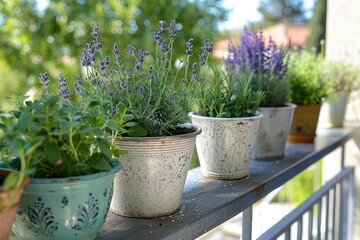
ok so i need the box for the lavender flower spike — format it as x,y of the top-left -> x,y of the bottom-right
91,23 -> 100,38
57,74 -> 71,100
168,20 -> 177,39
80,49 -> 92,67
39,72 -> 50,89
74,74 -> 84,96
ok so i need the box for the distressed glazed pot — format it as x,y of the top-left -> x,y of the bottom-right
189,112 -> 262,180
253,104 -> 296,161
288,104 -> 321,143
111,123 -> 201,218
13,161 -> 121,240
318,92 -> 350,128
0,169 -> 30,240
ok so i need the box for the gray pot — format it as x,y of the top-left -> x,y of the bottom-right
318,92 -> 350,128
253,104 -> 296,161
189,112 -> 262,180
111,124 -> 201,218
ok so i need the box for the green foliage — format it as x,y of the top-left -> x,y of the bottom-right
288,50 -> 330,105
306,0 -> 327,52
0,0 -> 227,93
0,91 -> 129,179
256,0 -> 307,28
195,66 -> 264,118
322,61 -> 359,94
78,21 -> 211,137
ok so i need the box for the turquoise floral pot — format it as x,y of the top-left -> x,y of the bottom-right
13,161 -> 121,240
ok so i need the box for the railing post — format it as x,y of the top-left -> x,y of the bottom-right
347,170 -> 355,240
341,143 -> 345,168
242,206 -> 253,240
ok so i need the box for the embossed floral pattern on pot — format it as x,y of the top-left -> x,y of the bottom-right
253,104 -> 296,161
13,161 -> 121,240
111,124 -> 201,218
190,112 -> 262,180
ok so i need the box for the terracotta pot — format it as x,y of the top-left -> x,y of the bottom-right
0,169 -> 30,240
111,124 -> 201,218
288,104 -> 322,143
253,104 -> 296,161
189,112 -> 262,180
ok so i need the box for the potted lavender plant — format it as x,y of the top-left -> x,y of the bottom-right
0,74 -> 128,239
226,29 -> 295,161
76,21 -> 206,218
189,66 -> 264,179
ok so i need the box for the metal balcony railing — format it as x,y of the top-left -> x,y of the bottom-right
100,127 -> 359,240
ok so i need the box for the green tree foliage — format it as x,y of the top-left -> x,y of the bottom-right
256,0 -> 307,28
0,0 -> 228,92
306,0 -> 326,52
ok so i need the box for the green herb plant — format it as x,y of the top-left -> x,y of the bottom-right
288,50 -> 330,105
196,66 -> 265,118
0,74 -> 131,184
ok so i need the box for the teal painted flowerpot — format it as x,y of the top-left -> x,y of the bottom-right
13,161 -> 121,240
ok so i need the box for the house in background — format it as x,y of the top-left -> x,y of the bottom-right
214,23 -> 311,59
260,23 -> 311,47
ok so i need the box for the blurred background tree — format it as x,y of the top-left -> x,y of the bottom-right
255,0 -> 307,28
0,0 -> 228,108
306,0 -> 326,53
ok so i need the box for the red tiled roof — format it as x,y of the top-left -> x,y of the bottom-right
260,23 -> 311,46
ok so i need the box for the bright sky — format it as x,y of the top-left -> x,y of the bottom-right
219,0 -> 315,30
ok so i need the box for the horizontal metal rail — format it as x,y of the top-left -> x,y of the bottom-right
257,167 -> 355,240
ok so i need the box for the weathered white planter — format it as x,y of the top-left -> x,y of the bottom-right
253,104 -> 296,161
189,112 -> 262,180
318,92 -> 350,128
111,124 -> 201,218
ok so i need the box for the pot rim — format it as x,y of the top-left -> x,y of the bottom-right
259,103 -> 297,111
189,111 -> 263,121
27,160 -> 121,184
119,123 -> 202,142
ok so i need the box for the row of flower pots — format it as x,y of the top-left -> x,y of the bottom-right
0,20 -> 357,239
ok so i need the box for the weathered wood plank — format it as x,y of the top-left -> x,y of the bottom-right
100,127 -> 358,240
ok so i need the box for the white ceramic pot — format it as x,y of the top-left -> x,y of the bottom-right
253,104 -> 296,161
318,92 -> 350,128
189,112 -> 262,180
111,124 -> 201,218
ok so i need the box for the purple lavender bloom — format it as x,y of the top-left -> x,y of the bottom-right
225,28 -> 288,77
191,63 -> 198,81
91,23 -> 100,38
39,72 -> 50,89
57,74 -> 71,100
126,45 -> 135,57
137,84 -> 145,94
74,74 -> 84,95
199,53 -> 206,66
80,49 -> 92,67
159,39 -> 169,53
153,28 -> 162,42
186,38 -> 193,48
168,20 -> 177,39
108,90 -> 115,97
186,49 -> 193,56
201,36 -> 214,54
124,67 -> 131,76
99,61 -> 106,71
159,20 -> 167,31
111,107 -> 118,115
87,40 -> 98,54
113,43 -> 119,56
